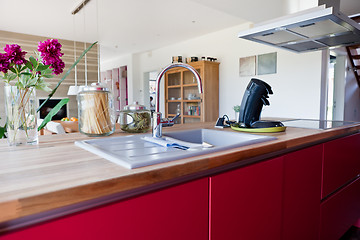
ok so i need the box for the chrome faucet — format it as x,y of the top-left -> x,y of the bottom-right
152,63 -> 203,138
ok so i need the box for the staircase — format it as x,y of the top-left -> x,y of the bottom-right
346,16 -> 360,87
346,44 -> 360,88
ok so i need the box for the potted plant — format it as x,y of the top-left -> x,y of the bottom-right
233,105 -> 241,121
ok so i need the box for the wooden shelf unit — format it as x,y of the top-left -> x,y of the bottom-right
165,60 -> 219,124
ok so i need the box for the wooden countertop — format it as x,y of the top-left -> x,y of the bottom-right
0,121 -> 360,231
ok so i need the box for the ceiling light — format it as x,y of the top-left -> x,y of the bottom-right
67,85 -> 80,95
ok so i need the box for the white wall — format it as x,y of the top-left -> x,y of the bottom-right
332,55 -> 346,121
125,23 -> 323,120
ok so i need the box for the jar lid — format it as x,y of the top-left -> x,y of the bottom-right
124,101 -> 147,110
80,82 -> 109,92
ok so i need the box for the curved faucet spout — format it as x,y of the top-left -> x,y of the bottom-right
153,63 -> 203,138
155,63 -> 202,112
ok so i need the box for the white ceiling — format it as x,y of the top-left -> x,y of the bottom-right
0,0 -> 358,61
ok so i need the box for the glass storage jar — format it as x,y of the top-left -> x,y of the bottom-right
77,83 -> 115,136
119,102 -> 151,133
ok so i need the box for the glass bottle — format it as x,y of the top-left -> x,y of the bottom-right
118,102 -> 151,133
77,83 -> 115,136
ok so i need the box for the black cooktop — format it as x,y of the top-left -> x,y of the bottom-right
281,119 -> 359,130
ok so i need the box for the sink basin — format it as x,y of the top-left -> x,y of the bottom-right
75,129 -> 276,169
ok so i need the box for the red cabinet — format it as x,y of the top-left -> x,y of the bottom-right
322,133 -> 360,198
210,145 -> 324,240
320,132 -> 360,239
2,133 -> 360,240
1,178 -> 209,240
210,157 -> 284,240
282,145 -> 322,240
320,177 -> 360,240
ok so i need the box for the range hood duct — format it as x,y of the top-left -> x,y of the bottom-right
238,0 -> 360,52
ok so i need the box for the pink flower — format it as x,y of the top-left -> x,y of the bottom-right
38,39 -> 65,75
4,44 -> 27,65
0,53 -> 10,73
50,59 -> 65,75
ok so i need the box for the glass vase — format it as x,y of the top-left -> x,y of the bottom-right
4,85 -> 38,146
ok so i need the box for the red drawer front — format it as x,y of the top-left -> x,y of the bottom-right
322,133 -> 360,198
0,178 -> 209,240
320,177 -> 360,240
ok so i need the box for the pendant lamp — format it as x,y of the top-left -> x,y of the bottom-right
68,0 -> 98,94
67,41 -> 80,95
74,6 -> 89,94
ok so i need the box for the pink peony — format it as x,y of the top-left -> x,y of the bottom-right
0,53 -> 10,73
38,39 -> 65,75
4,44 -> 27,65
49,58 -> 65,75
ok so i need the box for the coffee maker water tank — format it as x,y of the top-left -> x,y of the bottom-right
238,78 -> 273,127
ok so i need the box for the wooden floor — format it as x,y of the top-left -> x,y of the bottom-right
340,226 -> 360,240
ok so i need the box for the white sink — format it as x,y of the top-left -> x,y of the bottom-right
75,129 -> 276,169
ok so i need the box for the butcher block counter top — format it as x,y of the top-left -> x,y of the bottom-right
0,121 -> 360,232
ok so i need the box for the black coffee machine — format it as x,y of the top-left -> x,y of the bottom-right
238,78 -> 283,128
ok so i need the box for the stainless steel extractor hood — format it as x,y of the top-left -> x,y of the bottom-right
238,1 -> 360,52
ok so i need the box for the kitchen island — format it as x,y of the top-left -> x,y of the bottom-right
0,121 -> 359,240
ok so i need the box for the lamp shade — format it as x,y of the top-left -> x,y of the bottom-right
67,85 -> 80,95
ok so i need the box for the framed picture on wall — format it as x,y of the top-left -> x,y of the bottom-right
257,52 -> 277,75
239,56 -> 256,76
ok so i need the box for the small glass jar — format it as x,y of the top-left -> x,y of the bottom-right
77,83 -> 115,136
118,102 -> 151,133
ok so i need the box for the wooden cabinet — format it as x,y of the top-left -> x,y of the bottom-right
1,178 -> 209,240
165,61 -> 219,124
282,145 -> 323,240
210,156 -> 284,240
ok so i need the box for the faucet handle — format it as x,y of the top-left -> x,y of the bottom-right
170,113 -> 181,122
152,112 -> 178,138
160,118 -> 175,127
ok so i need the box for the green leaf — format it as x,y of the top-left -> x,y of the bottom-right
38,98 -> 69,131
20,73 -> 31,86
37,64 -> 49,71
0,126 -> 5,139
21,72 -> 32,76
35,84 -> 52,92
42,74 -> 54,78
41,68 -> 53,75
37,41 -> 98,112
8,74 -> 17,81
35,78 -> 52,92
25,61 -> 33,70
28,76 -> 37,86
29,56 -> 38,69
9,68 -> 16,74
15,81 -> 23,89
20,65 -> 27,72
